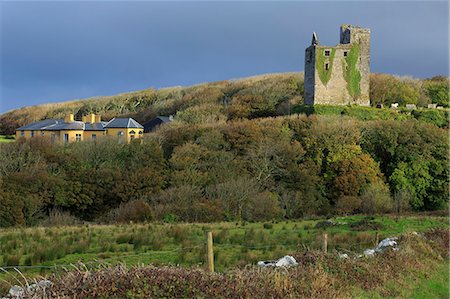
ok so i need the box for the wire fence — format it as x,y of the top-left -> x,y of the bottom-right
0,233 -> 380,273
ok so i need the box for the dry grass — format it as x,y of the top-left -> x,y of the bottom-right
14,228 -> 448,298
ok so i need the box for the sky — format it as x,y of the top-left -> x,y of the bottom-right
0,1 -> 448,114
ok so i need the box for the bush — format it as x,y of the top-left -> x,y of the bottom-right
336,196 -> 362,215
106,200 -> 153,223
360,182 -> 393,214
39,209 -> 81,227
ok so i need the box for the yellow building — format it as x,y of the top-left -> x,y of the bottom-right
15,114 -> 144,144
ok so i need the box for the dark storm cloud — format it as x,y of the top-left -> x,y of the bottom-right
0,1 -> 448,113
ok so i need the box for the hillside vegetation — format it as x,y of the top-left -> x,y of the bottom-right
0,114 -> 448,227
0,72 -> 448,135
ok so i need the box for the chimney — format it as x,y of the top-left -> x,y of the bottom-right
95,115 -> 101,123
82,116 -> 87,123
88,114 -> 96,123
64,114 -> 74,123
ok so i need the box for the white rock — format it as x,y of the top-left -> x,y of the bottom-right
363,249 -> 376,257
258,255 -> 298,267
8,285 -> 24,298
375,237 -> 398,252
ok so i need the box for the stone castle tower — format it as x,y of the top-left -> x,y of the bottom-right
304,24 -> 370,106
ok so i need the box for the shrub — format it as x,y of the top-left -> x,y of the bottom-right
360,182 -> 393,214
106,200 -> 153,223
39,209 -> 81,227
336,196 -> 362,215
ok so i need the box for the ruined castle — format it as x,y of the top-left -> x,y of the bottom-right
304,24 -> 370,106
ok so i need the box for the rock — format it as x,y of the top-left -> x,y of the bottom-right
8,286 -> 24,298
258,255 -> 298,267
338,253 -> 349,259
363,249 -> 376,257
375,237 -> 398,252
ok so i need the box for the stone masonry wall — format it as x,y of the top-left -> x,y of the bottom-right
304,25 -> 370,106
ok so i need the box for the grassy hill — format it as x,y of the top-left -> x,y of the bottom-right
0,72 -> 448,135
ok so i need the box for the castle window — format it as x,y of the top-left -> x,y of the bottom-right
76,134 -> 82,142
343,51 -> 348,57
325,63 -> 329,70
324,50 -> 330,57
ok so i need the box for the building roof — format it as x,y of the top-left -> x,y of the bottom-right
156,116 -> 173,123
104,118 -> 143,129
84,122 -> 108,131
44,121 -> 85,131
16,119 -> 63,131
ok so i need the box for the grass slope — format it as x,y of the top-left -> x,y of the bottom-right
1,72 -> 448,135
0,135 -> 14,143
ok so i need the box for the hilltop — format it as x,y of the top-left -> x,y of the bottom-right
0,72 -> 448,135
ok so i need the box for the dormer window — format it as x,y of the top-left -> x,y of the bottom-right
324,50 -> 330,57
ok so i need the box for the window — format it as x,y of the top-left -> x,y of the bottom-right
343,51 -> 348,57
64,134 -> 69,143
20,131 -> 24,138
325,63 -> 329,71
41,132 -> 45,137
51,134 -> 56,145
130,130 -> 135,141
324,50 -> 330,56
76,134 -> 82,142
92,134 -> 97,141
31,131 -> 35,138
118,131 -> 124,143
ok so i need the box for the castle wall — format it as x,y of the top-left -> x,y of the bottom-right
304,25 -> 370,106
304,46 -> 315,105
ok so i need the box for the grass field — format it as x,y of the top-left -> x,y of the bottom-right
0,135 -> 14,143
1,216 -> 446,298
0,214 -> 447,274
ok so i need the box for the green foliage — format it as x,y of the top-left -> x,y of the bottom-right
0,135 -> 14,143
424,79 -> 449,107
316,48 -> 336,86
292,104 -> 448,128
412,109 -> 449,128
370,73 -> 421,107
0,113 -> 448,227
343,44 -> 361,97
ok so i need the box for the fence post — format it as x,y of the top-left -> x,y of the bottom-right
322,233 -> 328,253
206,231 -> 214,273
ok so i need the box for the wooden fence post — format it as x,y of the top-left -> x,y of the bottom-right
322,233 -> 328,253
206,231 -> 214,273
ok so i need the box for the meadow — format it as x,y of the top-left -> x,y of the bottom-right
0,214 -> 447,273
0,214 -> 448,298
